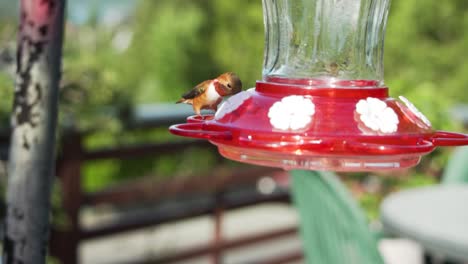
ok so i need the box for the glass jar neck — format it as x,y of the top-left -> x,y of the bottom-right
262,0 -> 391,87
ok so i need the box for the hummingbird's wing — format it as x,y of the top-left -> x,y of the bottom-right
181,80 -> 211,99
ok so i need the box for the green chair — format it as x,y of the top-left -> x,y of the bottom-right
291,170 -> 384,264
441,146 -> 468,184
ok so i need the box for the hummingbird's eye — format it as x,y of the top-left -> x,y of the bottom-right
227,84 -> 232,88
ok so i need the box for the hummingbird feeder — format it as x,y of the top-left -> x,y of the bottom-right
170,0 -> 468,171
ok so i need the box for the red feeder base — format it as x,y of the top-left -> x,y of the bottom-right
170,80 -> 468,171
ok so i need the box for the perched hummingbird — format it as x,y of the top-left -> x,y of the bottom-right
176,72 -> 243,115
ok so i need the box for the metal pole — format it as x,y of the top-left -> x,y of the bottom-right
3,0 -> 66,263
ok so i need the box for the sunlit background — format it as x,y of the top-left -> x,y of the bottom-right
0,0 -> 467,263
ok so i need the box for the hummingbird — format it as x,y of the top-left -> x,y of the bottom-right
176,72 -> 243,115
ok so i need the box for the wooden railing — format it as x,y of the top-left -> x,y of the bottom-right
48,104 -> 303,264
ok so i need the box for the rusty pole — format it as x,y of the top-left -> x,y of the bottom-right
3,0 -> 66,263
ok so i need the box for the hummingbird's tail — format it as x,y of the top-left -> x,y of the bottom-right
176,98 -> 191,104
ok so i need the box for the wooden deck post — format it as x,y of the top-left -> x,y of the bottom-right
50,131 -> 83,264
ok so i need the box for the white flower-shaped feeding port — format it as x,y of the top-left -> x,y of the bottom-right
268,95 -> 315,131
398,96 -> 432,128
214,90 -> 253,120
356,97 -> 399,134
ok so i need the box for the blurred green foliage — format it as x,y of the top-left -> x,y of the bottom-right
385,0 -> 468,132
0,0 -> 466,128
0,0 -> 467,199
